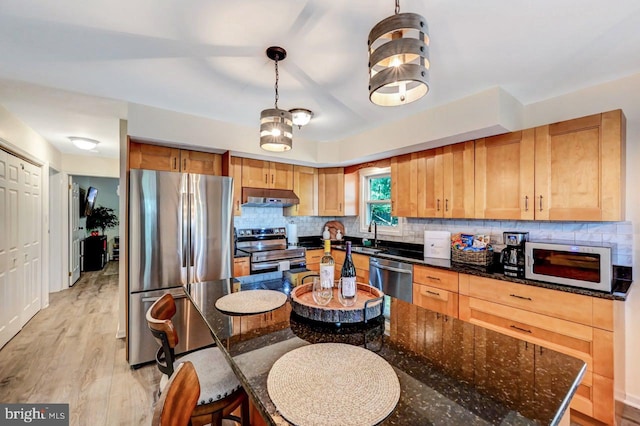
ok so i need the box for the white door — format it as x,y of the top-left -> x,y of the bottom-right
0,151 -> 23,348
20,161 -> 41,325
69,179 -> 80,285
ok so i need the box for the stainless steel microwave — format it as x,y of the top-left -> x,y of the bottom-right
524,242 -> 612,292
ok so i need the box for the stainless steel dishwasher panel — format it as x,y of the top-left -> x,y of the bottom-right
370,257 -> 413,303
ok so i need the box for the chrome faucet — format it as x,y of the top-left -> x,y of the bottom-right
368,221 -> 378,247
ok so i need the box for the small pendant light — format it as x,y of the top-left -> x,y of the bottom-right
368,0 -> 430,106
260,47 -> 293,152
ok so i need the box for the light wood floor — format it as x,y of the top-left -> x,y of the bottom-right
1,262 -> 639,426
0,262 -> 161,425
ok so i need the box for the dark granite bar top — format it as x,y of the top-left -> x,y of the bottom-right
326,239 -> 632,301
185,278 -> 586,426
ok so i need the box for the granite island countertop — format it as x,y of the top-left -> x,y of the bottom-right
185,277 -> 586,426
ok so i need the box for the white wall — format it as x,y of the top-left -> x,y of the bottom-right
62,154 -> 119,178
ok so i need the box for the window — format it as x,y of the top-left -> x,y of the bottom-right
360,167 -> 402,235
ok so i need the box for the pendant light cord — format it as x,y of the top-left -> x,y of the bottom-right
274,56 -> 280,109
395,0 -> 400,14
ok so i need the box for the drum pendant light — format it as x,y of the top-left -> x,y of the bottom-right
260,47 -> 293,152
368,0 -> 430,106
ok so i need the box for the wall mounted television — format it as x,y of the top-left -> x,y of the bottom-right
84,186 -> 98,216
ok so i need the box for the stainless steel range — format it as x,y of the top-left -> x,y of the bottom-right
236,227 -> 306,274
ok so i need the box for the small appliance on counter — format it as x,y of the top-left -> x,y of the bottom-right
424,231 -> 451,259
501,232 -> 529,278
525,241 -> 612,292
286,223 -> 298,246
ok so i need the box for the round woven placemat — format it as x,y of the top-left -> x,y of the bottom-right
214,290 -> 287,315
267,343 -> 400,426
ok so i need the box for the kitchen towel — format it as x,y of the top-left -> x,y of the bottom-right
278,260 -> 291,271
286,223 -> 298,245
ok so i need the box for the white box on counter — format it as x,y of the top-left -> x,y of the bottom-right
424,231 -> 451,259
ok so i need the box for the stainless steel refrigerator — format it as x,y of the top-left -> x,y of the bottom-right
128,169 -> 233,366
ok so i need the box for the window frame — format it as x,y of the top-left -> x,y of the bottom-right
359,167 -> 403,236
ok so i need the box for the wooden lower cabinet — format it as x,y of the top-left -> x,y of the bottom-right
412,265 -> 459,318
305,249 -> 323,272
331,251 -> 369,284
458,274 -> 615,424
233,257 -> 249,278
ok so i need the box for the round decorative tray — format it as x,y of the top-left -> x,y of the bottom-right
290,282 -> 384,324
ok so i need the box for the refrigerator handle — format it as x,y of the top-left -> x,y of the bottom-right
182,192 -> 188,268
190,193 -> 195,267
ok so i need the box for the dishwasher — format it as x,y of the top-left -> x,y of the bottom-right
370,257 -> 413,303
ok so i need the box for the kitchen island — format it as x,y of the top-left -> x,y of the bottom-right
185,277 -> 585,425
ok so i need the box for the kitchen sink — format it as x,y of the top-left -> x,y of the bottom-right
350,246 -> 384,255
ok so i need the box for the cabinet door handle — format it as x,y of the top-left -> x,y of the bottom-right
236,200 -> 240,211
445,199 -> 449,212
510,325 -> 532,334
426,276 -> 441,281
509,293 -> 532,301
183,158 -> 187,170
437,199 -> 440,211
524,195 -> 529,211
539,195 -> 543,212
339,202 -> 342,212
271,174 -> 274,184
173,158 -> 177,170
425,290 -> 441,297
264,173 -> 268,183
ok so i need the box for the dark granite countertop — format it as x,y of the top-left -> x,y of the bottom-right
328,241 -> 632,301
185,278 -> 586,426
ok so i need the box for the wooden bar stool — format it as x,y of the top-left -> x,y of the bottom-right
152,361 -> 199,426
146,293 -> 249,426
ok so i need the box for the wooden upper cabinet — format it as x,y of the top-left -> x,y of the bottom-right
241,159 -> 270,187
241,159 -> 293,189
343,170 -> 359,216
180,150 -> 221,175
442,141 -> 475,218
285,166 -> 318,217
534,110 -> 625,221
318,167 -> 345,216
229,156 -> 243,216
129,141 -> 180,172
475,129 -> 535,220
129,141 -> 222,175
414,142 -> 473,219
416,148 -> 444,218
391,153 -> 418,217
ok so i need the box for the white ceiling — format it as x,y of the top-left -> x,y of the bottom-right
1,0 -> 640,159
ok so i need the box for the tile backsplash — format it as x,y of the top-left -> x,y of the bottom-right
234,207 -> 633,266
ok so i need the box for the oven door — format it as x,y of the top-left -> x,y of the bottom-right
251,257 -> 306,274
524,242 -> 612,292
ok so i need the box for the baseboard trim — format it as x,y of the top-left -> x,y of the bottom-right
625,394 -> 640,411
115,325 -> 125,339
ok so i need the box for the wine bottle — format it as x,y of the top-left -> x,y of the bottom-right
319,239 -> 335,289
339,241 -> 357,306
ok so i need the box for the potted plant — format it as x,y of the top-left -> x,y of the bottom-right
86,206 -> 119,236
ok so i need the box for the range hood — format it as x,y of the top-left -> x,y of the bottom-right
242,187 -> 300,207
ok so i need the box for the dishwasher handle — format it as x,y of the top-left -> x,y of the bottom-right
371,263 -> 412,274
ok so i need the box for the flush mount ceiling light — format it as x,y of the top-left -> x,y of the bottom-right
69,136 -> 100,150
368,0 -> 430,106
260,46 -> 293,152
289,108 -> 314,129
